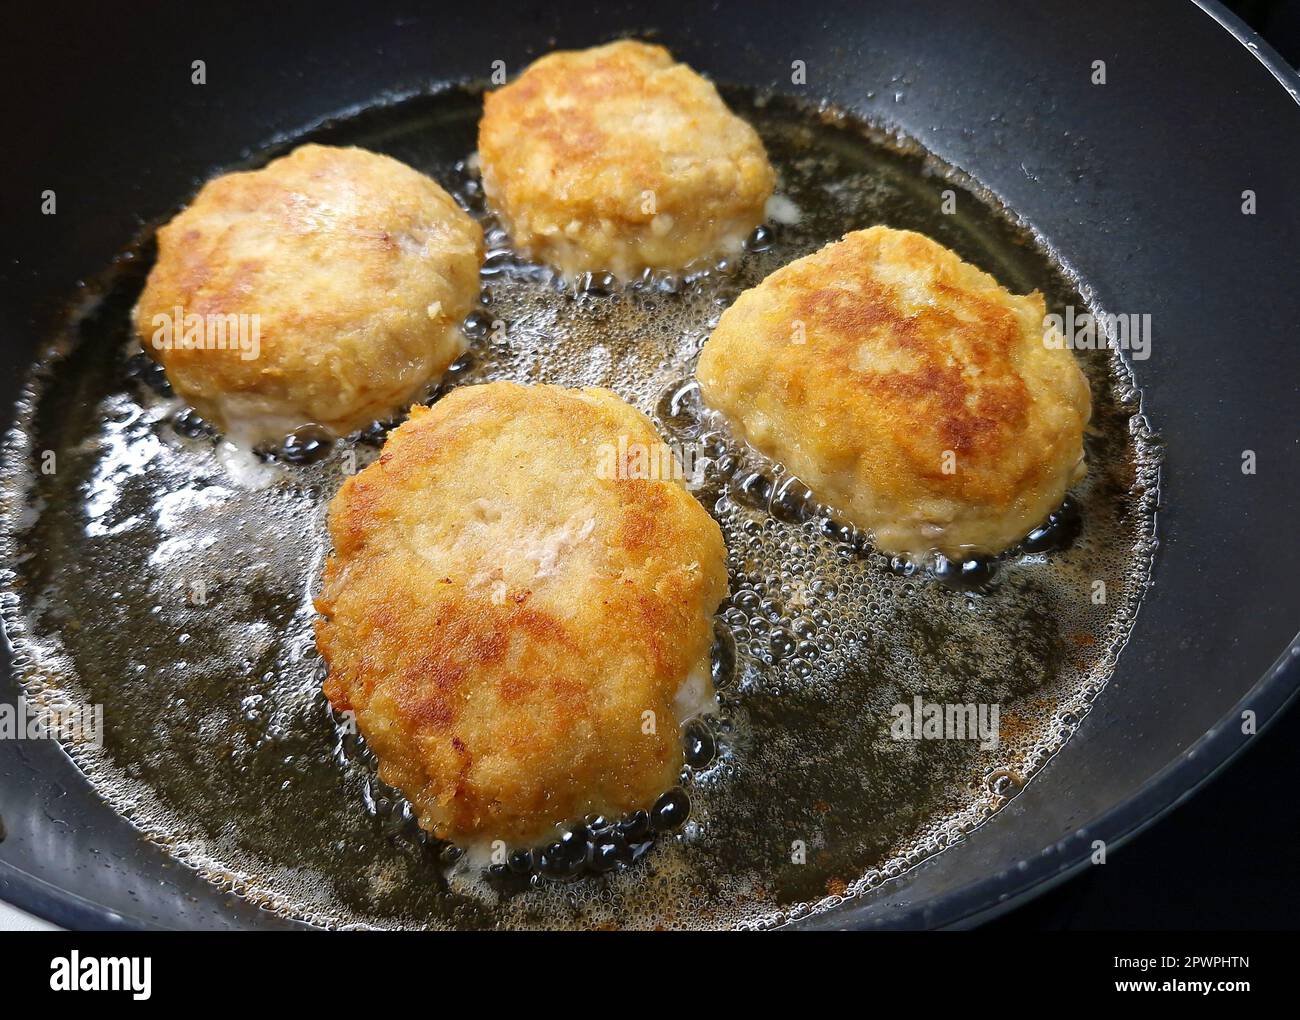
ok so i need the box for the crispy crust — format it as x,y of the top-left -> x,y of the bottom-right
133,144 -> 483,442
314,382 -> 728,843
478,40 -> 775,279
697,227 -> 1091,556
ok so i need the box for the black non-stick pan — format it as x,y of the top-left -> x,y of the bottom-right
0,0 -> 1297,930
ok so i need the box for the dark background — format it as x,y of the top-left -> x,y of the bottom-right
992,2 -> 1299,929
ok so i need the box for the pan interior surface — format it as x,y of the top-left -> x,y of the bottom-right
0,86 -> 1158,930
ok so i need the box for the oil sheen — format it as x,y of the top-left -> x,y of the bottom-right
0,86 -> 1159,930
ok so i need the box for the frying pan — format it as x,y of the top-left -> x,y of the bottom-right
0,0 -> 1297,930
